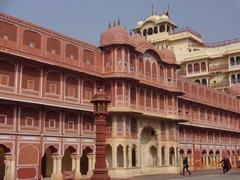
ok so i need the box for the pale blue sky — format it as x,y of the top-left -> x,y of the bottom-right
1,0 -> 240,45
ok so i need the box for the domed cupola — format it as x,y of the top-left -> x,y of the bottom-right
100,21 -> 131,47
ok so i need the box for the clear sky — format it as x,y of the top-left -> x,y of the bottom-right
1,0 -> 240,45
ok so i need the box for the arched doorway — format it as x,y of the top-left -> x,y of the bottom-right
105,144 -> 112,168
180,149 -> 185,166
132,145 -> 137,167
201,150 -> 207,169
208,150 -> 214,167
0,147 -> 4,180
62,146 -> 77,172
140,126 -> 158,168
0,144 -> 11,180
41,145 -> 58,178
80,147 -> 93,175
149,145 -> 157,166
215,150 -> 220,167
169,147 -> 175,166
187,149 -> 192,167
126,145 -> 129,167
117,145 -> 124,167
237,149 -> 240,161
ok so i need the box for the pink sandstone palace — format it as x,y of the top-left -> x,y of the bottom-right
0,12 -> 239,180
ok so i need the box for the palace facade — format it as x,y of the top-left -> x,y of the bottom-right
133,8 -> 240,91
0,12 -> 239,180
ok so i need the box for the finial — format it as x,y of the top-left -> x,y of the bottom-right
165,5 -> 170,17
117,18 -> 120,26
152,5 -> 157,15
108,21 -> 111,28
113,20 -> 116,27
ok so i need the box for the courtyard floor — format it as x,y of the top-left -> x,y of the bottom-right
128,169 -> 240,180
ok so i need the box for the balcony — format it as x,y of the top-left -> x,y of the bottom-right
210,81 -> 229,88
169,27 -> 202,39
209,64 -> 228,73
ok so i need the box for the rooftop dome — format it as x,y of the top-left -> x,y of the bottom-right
137,20 -> 144,27
228,84 -> 240,97
159,14 -> 169,21
145,15 -> 159,22
100,26 -> 131,47
131,34 -> 155,53
158,49 -> 177,65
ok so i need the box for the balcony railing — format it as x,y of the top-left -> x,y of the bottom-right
210,81 -> 229,88
205,37 -> 240,48
209,63 -> 228,72
169,27 -> 202,39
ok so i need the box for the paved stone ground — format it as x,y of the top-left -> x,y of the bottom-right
129,169 -> 240,180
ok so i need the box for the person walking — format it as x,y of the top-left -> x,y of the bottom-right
219,157 -> 228,173
183,157 -> 191,176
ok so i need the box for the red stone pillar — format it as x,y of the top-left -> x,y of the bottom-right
90,90 -> 111,180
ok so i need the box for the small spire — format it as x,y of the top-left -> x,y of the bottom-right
151,5 -> 157,15
165,5 -> 170,17
117,18 -> 120,26
113,20 -> 116,27
108,21 -> 111,28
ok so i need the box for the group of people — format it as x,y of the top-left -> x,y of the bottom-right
182,156 -> 232,176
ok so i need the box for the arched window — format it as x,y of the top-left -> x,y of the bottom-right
236,56 -> 240,65
83,50 -> 94,65
195,79 -> 200,83
143,29 -> 147,36
230,57 -> 235,66
145,60 -> 151,76
187,64 -> 193,74
130,87 -> 136,105
139,57 -> 144,75
104,49 -> 112,70
130,55 -> 136,72
66,44 -> 78,60
201,62 -> 207,72
154,26 -> 158,34
161,146 -> 166,165
0,21 -> 17,42
167,25 -> 170,32
160,25 -> 165,32
47,38 -> 61,55
152,63 -> 157,79
139,88 -> 145,107
237,74 -> 240,83
194,63 -> 200,73
23,30 -> 41,49
202,79 -> 207,85
146,90 -> 151,108
117,145 -> 124,167
148,28 -> 153,35
231,75 -> 236,84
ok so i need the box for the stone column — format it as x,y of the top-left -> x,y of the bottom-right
158,146 -> 162,166
87,154 -> 94,176
123,145 -> 127,168
165,146 -> 169,166
174,148 -> 178,166
129,146 -> 132,168
112,147 -> 117,168
51,155 -> 62,180
4,155 -> 15,180
71,155 -> 81,179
